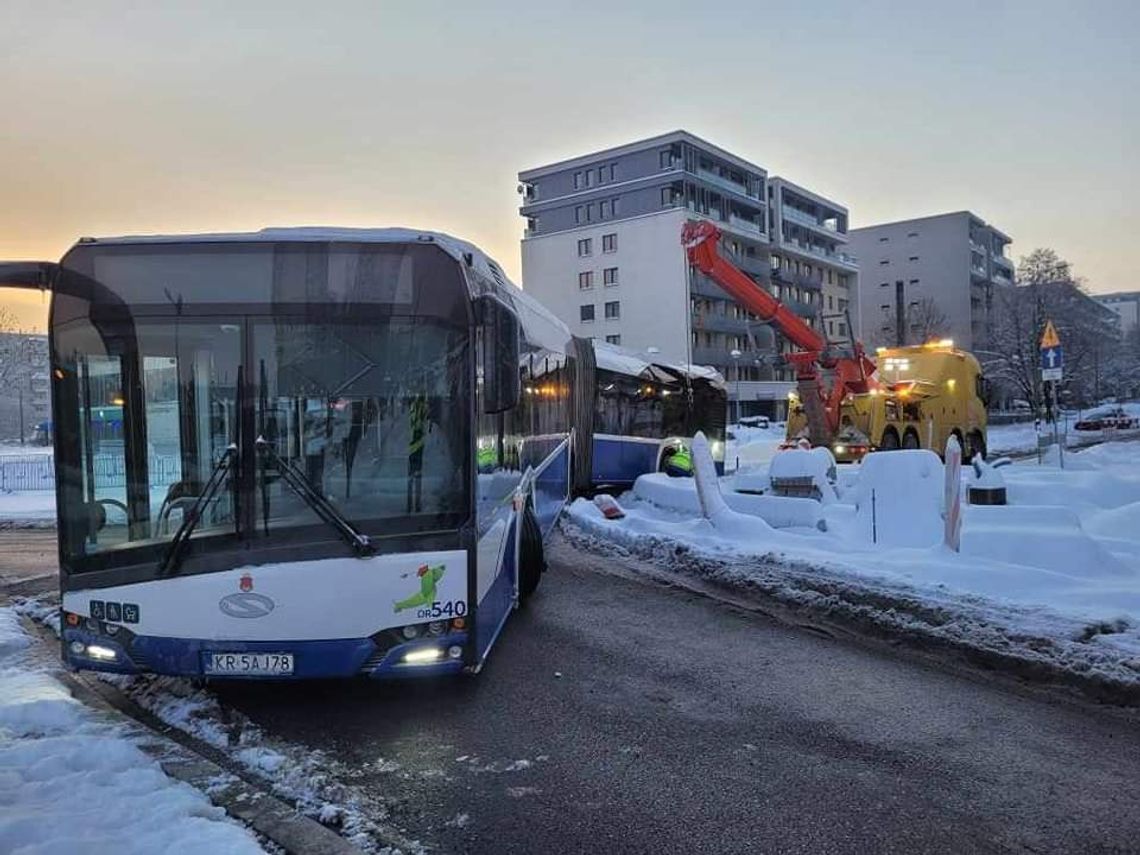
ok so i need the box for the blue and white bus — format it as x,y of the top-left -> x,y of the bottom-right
2,228 -> 723,679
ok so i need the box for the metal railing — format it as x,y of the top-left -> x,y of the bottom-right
0,454 -> 184,492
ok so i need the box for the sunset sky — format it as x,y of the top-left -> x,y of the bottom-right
2,0 -> 1136,331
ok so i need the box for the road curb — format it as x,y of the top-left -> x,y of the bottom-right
559,526 -> 1140,710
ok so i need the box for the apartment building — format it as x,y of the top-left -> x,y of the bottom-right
847,211 -> 1013,353
1094,291 -> 1140,336
517,130 -> 855,419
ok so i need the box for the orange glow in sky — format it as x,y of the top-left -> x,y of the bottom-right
2,1 -> 1136,333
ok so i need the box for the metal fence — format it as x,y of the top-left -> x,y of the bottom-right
0,455 -> 183,492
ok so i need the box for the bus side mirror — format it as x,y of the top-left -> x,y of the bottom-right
480,297 -> 520,414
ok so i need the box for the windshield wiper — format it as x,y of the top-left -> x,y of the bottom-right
255,436 -> 375,557
159,444 -> 238,577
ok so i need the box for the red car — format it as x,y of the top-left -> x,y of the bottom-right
1074,406 -> 1138,431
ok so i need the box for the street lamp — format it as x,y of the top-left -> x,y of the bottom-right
730,348 -> 742,422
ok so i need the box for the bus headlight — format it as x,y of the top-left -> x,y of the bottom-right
86,645 -> 118,661
403,646 -> 443,665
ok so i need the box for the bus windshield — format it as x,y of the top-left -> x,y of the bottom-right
52,240 -> 472,575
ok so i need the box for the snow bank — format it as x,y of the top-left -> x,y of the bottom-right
634,473 -> 823,530
851,451 -> 944,547
0,490 -> 56,524
0,607 -> 265,855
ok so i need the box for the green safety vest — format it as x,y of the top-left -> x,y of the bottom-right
408,396 -> 428,455
666,447 -> 693,474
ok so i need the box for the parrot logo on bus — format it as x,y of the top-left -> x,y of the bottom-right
394,563 -> 446,614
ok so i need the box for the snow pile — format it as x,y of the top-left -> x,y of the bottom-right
633,473 -> 823,530
0,607 -> 265,854
850,450 -> 944,547
768,447 -> 838,503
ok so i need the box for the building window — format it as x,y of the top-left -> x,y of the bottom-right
908,256 -> 919,262
909,278 -> 919,286
608,163 -> 617,181
659,149 -> 672,169
602,233 -> 617,253
575,206 -> 583,224
603,267 -> 619,286
827,295 -> 834,310
579,271 -> 594,289
598,166 -> 606,184
611,197 -> 619,216
907,231 -> 918,238
580,304 -> 595,323
604,300 -> 620,320
880,281 -> 889,287
661,187 -> 673,207
829,321 -> 835,335
879,259 -> 889,266
879,236 -> 888,243
585,169 -> 595,188
600,200 -> 610,219
577,238 -> 592,257
605,334 -> 621,345
586,203 -> 594,222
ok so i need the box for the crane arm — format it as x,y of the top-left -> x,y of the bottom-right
682,220 -> 827,354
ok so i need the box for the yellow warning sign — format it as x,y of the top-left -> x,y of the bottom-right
1040,320 -> 1061,349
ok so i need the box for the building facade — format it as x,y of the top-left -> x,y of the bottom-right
0,333 -> 50,443
1094,291 -> 1140,337
847,211 -> 1013,353
517,131 -> 855,419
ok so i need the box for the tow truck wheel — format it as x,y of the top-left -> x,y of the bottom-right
966,430 -> 986,463
902,429 -> 920,450
518,506 -> 545,602
880,429 -> 900,450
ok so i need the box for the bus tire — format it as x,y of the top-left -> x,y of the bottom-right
518,506 -> 545,601
902,428 -> 920,450
880,428 -> 900,450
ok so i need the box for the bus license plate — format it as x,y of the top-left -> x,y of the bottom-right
204,652 -> 294,676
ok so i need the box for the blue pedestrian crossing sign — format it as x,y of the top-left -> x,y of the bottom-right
1040,320 -> 1063,381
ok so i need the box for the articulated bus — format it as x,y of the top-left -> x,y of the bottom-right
2,228 -> 723,680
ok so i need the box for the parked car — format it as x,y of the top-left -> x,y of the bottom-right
1074,406 -> 1138,431
738,415 -> 771,429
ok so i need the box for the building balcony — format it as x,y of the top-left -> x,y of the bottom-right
781,206 -> 848,242
780,239 -> 858,269
696,168 -> 759,200
727,214 -> 762,236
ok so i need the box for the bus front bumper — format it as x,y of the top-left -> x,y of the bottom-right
61,621 -> 469,680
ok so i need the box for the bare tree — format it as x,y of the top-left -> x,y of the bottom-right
987,248 -> 1119,412
0,309 -> 39,441
906,297 -> 952,344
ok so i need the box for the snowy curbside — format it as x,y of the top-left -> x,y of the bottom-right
558,519 -> 1140,707
12,604 -> 421,855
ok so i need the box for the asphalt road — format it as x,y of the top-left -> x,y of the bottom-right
209,535 -> 1140,855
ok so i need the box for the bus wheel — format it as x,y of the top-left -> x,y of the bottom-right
902,429 -> 920,450
519,506 -> 545,601
880,429 -> 900,450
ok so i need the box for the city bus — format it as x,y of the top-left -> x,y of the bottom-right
1,228 -> 723,680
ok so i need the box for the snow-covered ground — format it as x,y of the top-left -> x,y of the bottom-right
0,490 -> 55,524
570,440 -> 1140,691
0,607 -> 266,854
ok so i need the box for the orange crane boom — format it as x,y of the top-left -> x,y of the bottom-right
681,219 -> 877,445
